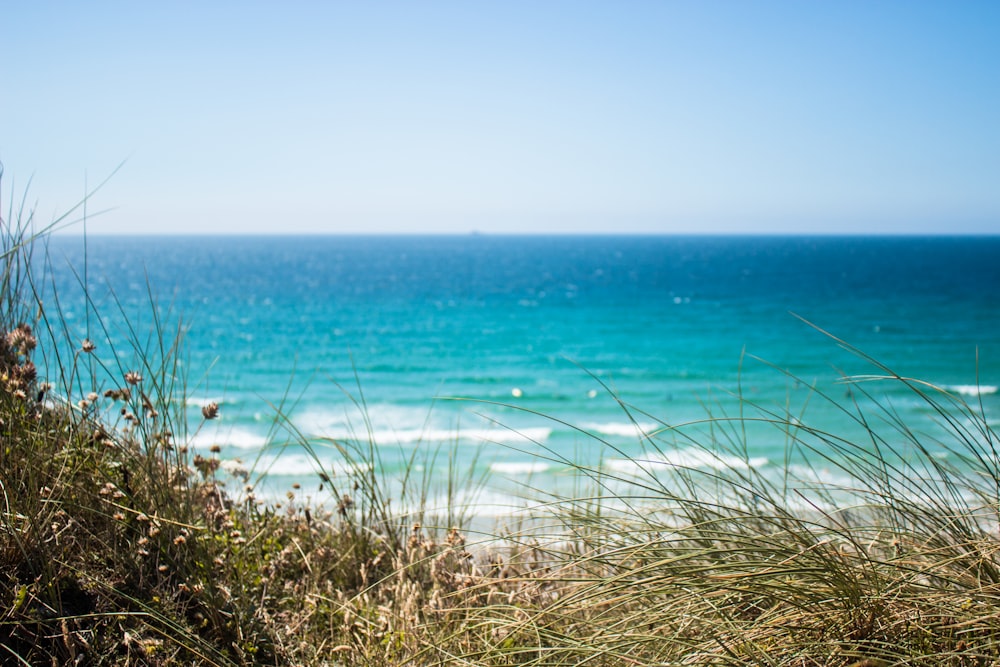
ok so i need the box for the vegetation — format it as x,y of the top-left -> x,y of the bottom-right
3,179 -> 1000,665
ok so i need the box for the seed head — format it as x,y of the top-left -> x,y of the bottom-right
10,361 -> 36,390
105,387 -> 131,401
142,393 -> 158,417
7,324 -> 36,356
201,401 -> 220,420
124,371 -> 143,386
81,338 -> 97,353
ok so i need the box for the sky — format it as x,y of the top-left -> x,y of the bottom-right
3,1 -> 999,235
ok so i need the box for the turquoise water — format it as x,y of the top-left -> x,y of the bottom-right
40,235 -> 1000,515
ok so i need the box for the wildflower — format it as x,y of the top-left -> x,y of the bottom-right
158,565 -> 169,573
81,338 -> 97,353
124,371 -> 142,385
11,361 -> 36,389
105,387 -> 131,401
209,444 -> 221,454
173,535 -> 186,545
7,324 -> 36,356
201,401 -> 220,420
446,526 -> 466,548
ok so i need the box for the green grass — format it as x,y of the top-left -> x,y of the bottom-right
3,175 -> 1000,665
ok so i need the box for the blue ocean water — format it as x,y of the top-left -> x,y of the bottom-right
40,235 -> 1000,515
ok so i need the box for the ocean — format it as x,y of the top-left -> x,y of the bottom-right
39,235 -> 1000,519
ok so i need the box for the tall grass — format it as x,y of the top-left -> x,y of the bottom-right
451,337 -> 1000,666
2,170 -> 1000,665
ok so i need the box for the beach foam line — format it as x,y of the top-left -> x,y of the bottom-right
944,384 -> 998,397
251,452 -> 371,478
184,396 -> 233,408
489,461 -> 551,475
418,488 -> 537,519
584,421 -> 659,437
188,427 -> 269,450
310,426 -> 553,445
605,447 -> 768,475
294,404 -> 551,444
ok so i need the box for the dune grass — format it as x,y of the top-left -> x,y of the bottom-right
3,180 -> 1000,665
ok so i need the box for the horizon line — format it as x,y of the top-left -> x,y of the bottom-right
47,230 -> 1000,239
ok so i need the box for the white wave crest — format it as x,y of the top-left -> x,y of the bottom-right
186,396 -> 231,408
606,448 -> 768,475
307,424 -> 551,446
584,421 -> 659,437
187,427 -> 268,450
294,404 -> 550,446
944,384 -> 998,397
252,452 -> 371,478
489,461 -> 551,475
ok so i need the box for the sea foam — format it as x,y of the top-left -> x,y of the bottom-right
605,447 -> 768,475
186,396 -> 232,408
251,452 -> 371,478
489,461 -> 551,475
188,426 -> 269,450
584,421 -> 660,437
944,384 -> 998,397
294,406 -> 551,445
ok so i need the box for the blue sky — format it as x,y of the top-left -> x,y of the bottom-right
3,1 -> 998,234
